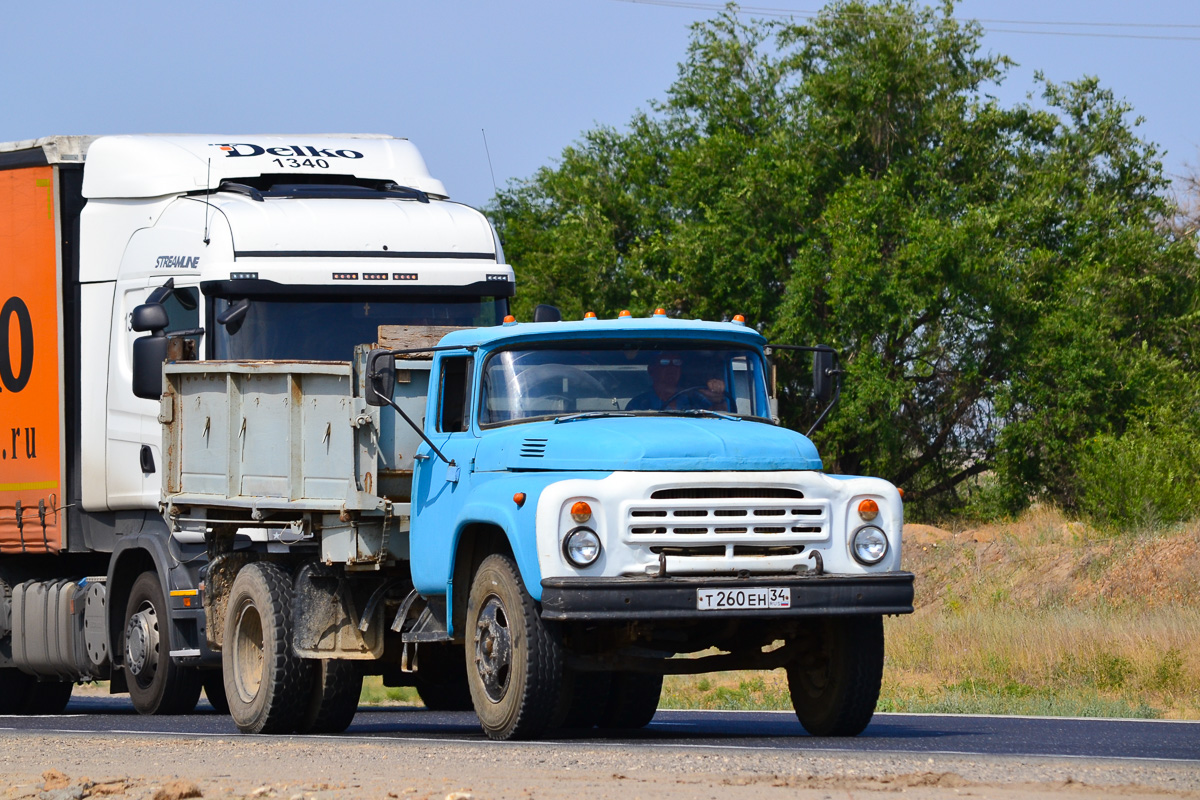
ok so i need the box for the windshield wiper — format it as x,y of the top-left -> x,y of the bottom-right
664,409 -> 742,421
553,411 -> 635,424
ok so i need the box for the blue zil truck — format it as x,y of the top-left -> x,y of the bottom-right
154,308 -> 914,739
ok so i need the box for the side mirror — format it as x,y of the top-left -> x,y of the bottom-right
813,347 -> 835,404
132,333 -> 169,399
365,349 -> 396,407
532,304 -> 562,323
131,303 -> 169,333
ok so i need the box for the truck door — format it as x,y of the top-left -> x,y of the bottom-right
410,354 -> 477,590
105,281 -> 200,509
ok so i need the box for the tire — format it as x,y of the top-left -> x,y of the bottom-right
222,562 -> 313,734
597,671 -> 662,730
296,659 -> 362,734
413,643 -> 474,711
0,669 -> 72,715
123,572 -> 202,715
201,670 -> 230,714
24,679 -> 74,714
786,615 -> 884,737
0,668 -> 36,713
465,554 -> 564,740
552,668 -> 610,730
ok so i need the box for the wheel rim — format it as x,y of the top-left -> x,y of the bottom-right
124,601 -> 159,685
472,594 -> 512,703
232,602 -> 265,704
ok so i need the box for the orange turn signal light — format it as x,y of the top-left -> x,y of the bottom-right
858,498 -> 879,521
570,501 -> 592,523
897,488 -> 905,500
514,492 -> 526,508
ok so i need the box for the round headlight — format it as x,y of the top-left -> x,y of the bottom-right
563,527 -> 601,567
851,525 -> 888,565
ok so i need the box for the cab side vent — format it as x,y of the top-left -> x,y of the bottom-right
520,438 -> 548,458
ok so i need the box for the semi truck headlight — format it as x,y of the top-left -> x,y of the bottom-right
563,527 -> 601,567
851,525 -> 888,565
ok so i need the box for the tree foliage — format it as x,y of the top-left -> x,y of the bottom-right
491,1 -> 1200,519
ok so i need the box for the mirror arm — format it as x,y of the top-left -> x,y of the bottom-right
377,393 -> 454,468
805,369 -> 842,438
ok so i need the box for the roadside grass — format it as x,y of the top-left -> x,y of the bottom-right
664,511 -> 1200,719
359,676 -> 420,706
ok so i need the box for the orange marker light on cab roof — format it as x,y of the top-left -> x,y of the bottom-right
503,314 -> 516,324
654,307 -> 667,316
858,498 -> 879,521
618,309 -> 631,318
513,492 -> 526,508
584,311 -> 597,319
733,314 -> 746,324
897,488 -> 905,500
570,501 -> 592,523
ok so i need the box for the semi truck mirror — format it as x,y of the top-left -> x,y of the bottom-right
131,303 -> 169,333
365,349 -> 396,407
216,298 -> 251,334
132,333 -> 169,399
813,348 -> 835,404
533,304 -> 562,323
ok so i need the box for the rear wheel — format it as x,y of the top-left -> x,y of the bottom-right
222,562 -> 313,734
465,554 -> 564,740
296,659 -> 362,734
413,643 -> 473,711
0,669 -> 73,714
786,615 -> 884,737
597,672 -> 662,730
123,572 -> 201,715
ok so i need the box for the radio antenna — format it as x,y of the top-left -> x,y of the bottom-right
202,158 -> 212,245
481,128 -> 499,197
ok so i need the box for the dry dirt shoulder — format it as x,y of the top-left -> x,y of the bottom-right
1,732 -> 1197,800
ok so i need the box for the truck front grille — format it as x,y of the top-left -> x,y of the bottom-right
624,486 -> 829,559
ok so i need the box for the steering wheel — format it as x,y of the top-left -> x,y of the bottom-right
663,385 -> 714,410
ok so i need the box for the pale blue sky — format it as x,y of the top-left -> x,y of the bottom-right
2,1 -> 1196,209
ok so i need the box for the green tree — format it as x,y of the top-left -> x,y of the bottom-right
492,1 -> 1200,518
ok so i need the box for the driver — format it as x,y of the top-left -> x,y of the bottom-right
625,351 -> 727,411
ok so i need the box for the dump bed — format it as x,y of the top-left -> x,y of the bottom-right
159,348 -> 431,518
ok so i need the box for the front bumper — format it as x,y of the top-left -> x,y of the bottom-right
540,571 -> 914,621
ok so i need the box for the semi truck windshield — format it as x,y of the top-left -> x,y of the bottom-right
211,296 -> 505,361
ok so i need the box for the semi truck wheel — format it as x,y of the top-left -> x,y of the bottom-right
0,669 -> 72,714
413,643 -> 473,711
123,572 -> 202,715
465,554 -> 564,740
222,562 -> 313,734
786,615 -> 884,737
597,671 -> 662,730
296,659 -> 362,734
201,669 -> 229,714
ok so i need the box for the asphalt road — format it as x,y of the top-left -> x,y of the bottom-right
2,696 -> 1197,763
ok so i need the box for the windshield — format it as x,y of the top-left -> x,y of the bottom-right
479,342 -> 771,426
211,295 -> 505,360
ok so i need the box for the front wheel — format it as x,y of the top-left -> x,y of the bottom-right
222,562 -> 313,734
123,572 -> 201,715
465,554 -> 564,740
786,615 -> 884,737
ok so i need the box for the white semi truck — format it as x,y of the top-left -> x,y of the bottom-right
0,134 -> 513,717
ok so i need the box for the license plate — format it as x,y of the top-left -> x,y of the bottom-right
696,587 -> 790,610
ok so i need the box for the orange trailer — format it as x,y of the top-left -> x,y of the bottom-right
0,163 -> 66,553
